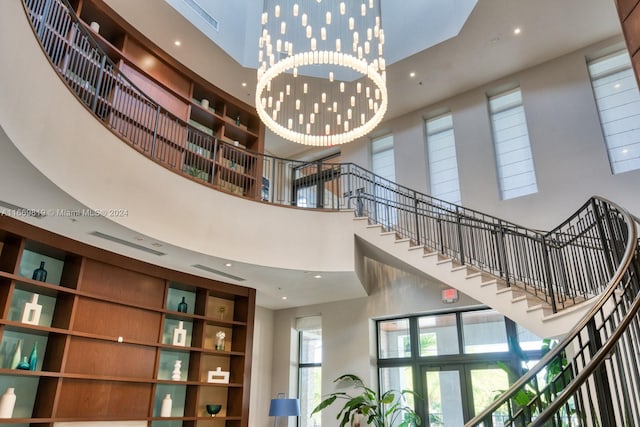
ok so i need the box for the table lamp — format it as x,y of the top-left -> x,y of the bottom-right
269,393 -> 300,427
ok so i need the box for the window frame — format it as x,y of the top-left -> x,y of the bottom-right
297,327 -> 322,427
376,308 -> 545,424
587,49 -> 640,175
425,112 -> 462,205
488,86 -> 538,200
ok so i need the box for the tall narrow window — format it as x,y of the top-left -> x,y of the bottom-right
297,317 -> 322,427
588,50 -> 640,174
426,113 -> 461,204
371,134 -> 396,181
371,134 -> 397,226
488,88 -> 538,200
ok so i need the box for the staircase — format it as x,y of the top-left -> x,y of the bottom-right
354,217 -> 594,338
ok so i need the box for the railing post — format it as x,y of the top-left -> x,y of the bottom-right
586,318 -> 616,425
591,198 -> 616,278
37,0 -> 54,40
413,192 -> 420,244
210,137 -> 218,185
456,206 -> 465,265
541,236 -> 558,313
90,55 -> 107,113
269,158 -> 276,203
151,104 -> 160,158
496,221 -> 510,286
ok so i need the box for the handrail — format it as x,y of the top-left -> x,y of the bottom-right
466,199 -> 638,426
18,0 -> 640,424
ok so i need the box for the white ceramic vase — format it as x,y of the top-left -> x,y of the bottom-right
160,394 -> 172,417
0,387 -> 16,418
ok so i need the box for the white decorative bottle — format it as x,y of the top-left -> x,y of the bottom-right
160,394 -> 172,417
21,293 -> 43,325
172,321 -> 187,347
171,360 -> 182,381
0,387 -> 16,418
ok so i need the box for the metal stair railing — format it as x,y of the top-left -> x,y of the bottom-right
466,204 -> 639,426
20,0 -> 627,316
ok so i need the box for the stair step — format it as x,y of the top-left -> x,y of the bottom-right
395,238 -> 412,244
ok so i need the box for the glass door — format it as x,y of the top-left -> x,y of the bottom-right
467,365 -> 510,425
422,364 -> 510,426
423,366 -> 466,427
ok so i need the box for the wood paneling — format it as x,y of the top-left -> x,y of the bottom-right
618,0 -> 639,20
74,297 -> 162,342
623,2 -> 640,55
66,336 -> 156,378
56,380 -> 151,418
80,258 -> 165,308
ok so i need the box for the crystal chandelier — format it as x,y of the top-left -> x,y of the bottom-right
256,0 -> 387,146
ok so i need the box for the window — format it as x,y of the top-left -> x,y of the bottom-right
371,134 -> 398,226
297,317 -> 322,427
371,134 -> 396,181
377,309 -> 544,424
488,87 -> 538,200
426,114 -> 461,204
588,50 -> 640,174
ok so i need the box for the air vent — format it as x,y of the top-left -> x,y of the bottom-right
183,0 -> 219,31
0,200 -> 45,218
89,231 -> 167,256
192,264 -> 245,281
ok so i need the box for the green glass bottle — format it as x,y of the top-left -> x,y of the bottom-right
28,341 -> 38,371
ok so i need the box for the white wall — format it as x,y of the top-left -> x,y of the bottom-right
250,306 -> 275,427
342,37 -> 640,230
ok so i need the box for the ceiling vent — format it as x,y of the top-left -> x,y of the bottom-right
183,0 -> 219,31
89,231 -> 167,256
192,264 -> 245,282
0,200 -> 45,218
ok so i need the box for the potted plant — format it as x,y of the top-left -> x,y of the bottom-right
312,374 -> 421,427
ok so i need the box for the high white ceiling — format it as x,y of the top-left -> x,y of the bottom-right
162,0 -> 479,69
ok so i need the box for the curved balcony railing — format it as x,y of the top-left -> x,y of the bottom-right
18,0 -> 640,424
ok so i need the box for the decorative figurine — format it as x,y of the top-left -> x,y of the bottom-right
215,331 -> 225,351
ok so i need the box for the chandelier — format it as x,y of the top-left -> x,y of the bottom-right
256,0 -> 387,146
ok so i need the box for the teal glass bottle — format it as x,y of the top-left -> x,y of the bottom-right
28,342 -> 38,371
32,261 -> 47,282
177,297 -> 188,313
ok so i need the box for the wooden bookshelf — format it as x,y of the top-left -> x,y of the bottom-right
0,215 -> 255,426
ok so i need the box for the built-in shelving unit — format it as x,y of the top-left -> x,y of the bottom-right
0,216 -> 255,426
26,0 -> 264,199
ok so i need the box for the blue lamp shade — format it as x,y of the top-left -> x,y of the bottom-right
269,398 -> 301,417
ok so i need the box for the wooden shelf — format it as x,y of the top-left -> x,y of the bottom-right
0,215 -> 255,426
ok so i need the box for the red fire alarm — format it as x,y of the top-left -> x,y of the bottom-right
442,288 -> 459,304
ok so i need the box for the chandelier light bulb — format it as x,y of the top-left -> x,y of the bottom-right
256,0 -> 388,146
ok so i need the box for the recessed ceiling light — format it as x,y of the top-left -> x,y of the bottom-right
282,296 -> 287,300
614,83 -> 621,89
622,148 -> 629,154
225,263 -> 232,267
241,82 -> 247,87
174,40 -> 182,46
513,27 -> 521,35
314,274 -> 322,279
409,72 -> 416,78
